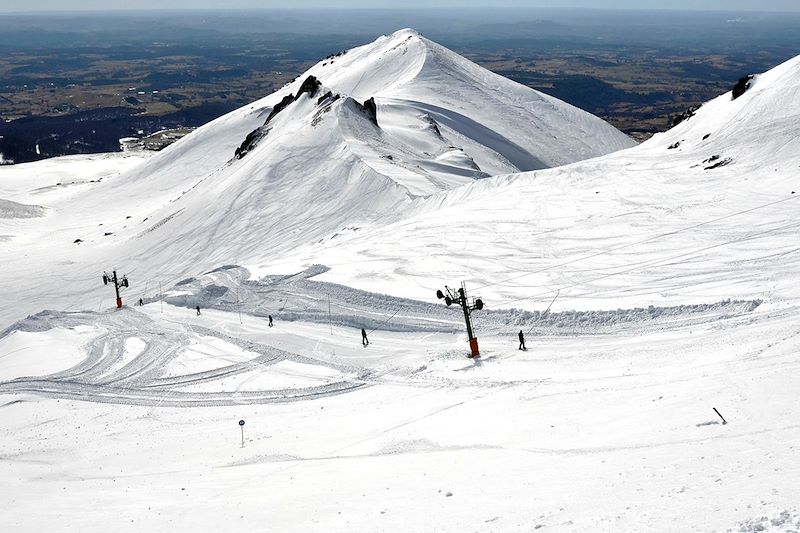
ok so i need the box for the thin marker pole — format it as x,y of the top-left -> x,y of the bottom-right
236,287 -> 243,324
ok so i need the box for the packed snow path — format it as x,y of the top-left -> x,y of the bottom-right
161,265 -> 763,337
0,270 -> 763,407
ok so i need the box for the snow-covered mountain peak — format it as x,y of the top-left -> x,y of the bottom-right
100,28 -> 634,217
0,29 -> 637,327
264,28 -> 635,166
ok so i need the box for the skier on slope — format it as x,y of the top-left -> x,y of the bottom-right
361,328 -> 369,347
268,315 -> 273,327
196,305 -> 201,316
518,330 -> 526,351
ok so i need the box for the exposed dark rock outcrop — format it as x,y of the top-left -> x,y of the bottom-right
235,76 -> 324,159
341,97 -> 380,128
424,113 -> 442,138
316,91 -> 341,107
236,94 -> 296,159
296,75 -> 322,99
234,126 -> 271,159
325,51 -> 346,60
702,154 -> 733,170
311,92 -> 341,126
362,97 -> 378,126
732,75 -> 755,100
671,105 -> 701,128
265,94 -> 296,124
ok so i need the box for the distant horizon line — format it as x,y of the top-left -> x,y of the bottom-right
1,6 -> 799,15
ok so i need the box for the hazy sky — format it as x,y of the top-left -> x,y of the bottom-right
2,0 -> 800,13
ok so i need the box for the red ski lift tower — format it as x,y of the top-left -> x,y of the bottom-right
436,282 -> 484,358
102,270 -> 129,309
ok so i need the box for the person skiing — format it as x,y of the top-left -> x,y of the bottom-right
196,305 -> 201,316
518,330 -> 526,351
361,328 -> 369,347
268,315 -> 273,327
138,298 -> 144,306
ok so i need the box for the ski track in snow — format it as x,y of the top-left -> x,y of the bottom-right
0,307 -> 368,407
0,267 -> 763,408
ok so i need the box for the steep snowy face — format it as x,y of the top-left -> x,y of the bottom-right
305,28 -> 637,169
114,28 -> 634,203
641,53 -> 800,164
57,28 -> 639,249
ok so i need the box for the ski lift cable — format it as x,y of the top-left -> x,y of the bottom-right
492,218 -> 800,309
526,289 -> 560,335
472,193 -> 800,292
501,218 -> 800,307
366,307 -> 403,336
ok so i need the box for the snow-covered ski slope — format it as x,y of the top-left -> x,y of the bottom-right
1,32 -> 800,533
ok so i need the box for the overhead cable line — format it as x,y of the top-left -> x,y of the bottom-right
472,194 -> 800,292
490,218 -> 800,309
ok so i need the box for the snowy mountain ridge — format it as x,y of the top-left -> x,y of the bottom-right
1,33 -> 800,533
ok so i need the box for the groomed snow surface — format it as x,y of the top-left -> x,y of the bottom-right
1,30 -> 800,531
